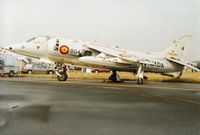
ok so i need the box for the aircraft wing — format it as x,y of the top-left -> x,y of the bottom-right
166,57 -> 199,72
87,43 -> 152,65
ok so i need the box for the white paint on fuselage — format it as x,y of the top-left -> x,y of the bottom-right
7,36 -> 184,74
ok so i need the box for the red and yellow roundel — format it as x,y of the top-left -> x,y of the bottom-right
60,45 -> 69,54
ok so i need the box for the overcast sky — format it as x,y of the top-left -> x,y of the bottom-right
0,0 -> 199,60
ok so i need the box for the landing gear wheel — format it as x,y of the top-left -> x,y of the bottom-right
109,74 -> 116,82
109,71 -> 120,82
57,72 -> 68,81
137,78 -> 143,85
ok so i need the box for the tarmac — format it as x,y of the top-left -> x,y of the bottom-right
0,78 -> 200,135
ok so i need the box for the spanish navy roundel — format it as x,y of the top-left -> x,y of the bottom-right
60,45 -> 69,54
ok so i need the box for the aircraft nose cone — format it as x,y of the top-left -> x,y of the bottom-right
3,46 -> 10,51
4,46 -> 14,51
5,42 -> 23,52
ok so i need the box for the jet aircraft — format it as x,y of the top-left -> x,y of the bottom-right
6,35 -> 199,84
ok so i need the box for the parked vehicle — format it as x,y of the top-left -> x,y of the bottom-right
22,64 -> 55,74
91,69 -> 110,73
0,54 -> 19,77
198,64 -> 200,70
194,61 -> 200,69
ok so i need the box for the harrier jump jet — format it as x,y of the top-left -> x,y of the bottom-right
6,35 -> 199,84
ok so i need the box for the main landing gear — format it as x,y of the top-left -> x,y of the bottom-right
136,64 -> 145,85
109,71 -> 120,82
56,64 -> 68,81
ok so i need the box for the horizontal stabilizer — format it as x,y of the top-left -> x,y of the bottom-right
166,57 -> 199,72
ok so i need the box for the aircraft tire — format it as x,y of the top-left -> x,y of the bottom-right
137,78 -> 143,85
109,74 -> 117,82
57,72 -> 68,81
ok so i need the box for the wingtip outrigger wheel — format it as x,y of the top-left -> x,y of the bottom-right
136,64 -> 145,85
56,64 -> 68,81
137,77 -> 143,85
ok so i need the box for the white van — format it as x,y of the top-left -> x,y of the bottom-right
0,54 -> 19,77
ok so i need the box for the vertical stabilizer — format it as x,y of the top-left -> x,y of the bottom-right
161,35 -> 192,60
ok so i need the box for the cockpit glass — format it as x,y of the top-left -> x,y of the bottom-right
26,37 -> 36,43
26,36 -> 50,43
38,37 -> 48,43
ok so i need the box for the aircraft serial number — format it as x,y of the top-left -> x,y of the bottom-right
70,49 -> 81,55
146,59 -> 164,68
150,62 -> 164,68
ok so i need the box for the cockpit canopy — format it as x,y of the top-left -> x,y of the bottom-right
26,36 -> 51,43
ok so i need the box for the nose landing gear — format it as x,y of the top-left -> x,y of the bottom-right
56,64 -> 68,81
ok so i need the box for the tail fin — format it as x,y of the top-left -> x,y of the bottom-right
161,35 -> 192,59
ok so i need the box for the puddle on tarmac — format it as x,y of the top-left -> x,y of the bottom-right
14,105 -> 51,122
